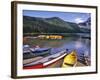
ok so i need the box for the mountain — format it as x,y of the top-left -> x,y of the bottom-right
78,17 -> 91,29
23,16 -> 90,33
78,17 -> 91,33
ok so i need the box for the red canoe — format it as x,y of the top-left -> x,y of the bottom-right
23,50 -> 67,69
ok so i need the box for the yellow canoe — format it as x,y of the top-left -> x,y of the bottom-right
62,50 -> 77,68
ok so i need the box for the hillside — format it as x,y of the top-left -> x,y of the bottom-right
23,16 -> 90,33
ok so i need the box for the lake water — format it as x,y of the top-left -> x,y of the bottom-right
24,33 -> 91,60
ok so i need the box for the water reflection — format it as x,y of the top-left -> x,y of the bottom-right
25,35 -> 90,61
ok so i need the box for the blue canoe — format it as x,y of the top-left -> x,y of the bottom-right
23,47 -> 51,59
30,48 -> 51,56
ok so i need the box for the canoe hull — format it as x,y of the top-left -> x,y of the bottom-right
62,50 -> 77,68
23,58 -> 64,69
23,48 -> 51,59
23,50 -> 67,69
32,48 -> 51,56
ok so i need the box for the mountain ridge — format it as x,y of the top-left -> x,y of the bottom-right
23,16 -> 90,33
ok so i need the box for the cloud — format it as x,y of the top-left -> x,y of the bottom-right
74,18 -> 84,23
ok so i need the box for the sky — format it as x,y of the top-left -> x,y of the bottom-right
23,10 -> 91,23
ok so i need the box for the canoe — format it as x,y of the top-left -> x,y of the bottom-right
23,48 -> 51,59
30,48 -> 51,56
23,56 -> 43,65
23,50 -> 67,69
62,50 -> 77,68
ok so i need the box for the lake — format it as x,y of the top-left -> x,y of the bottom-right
23,33 -> 91,60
